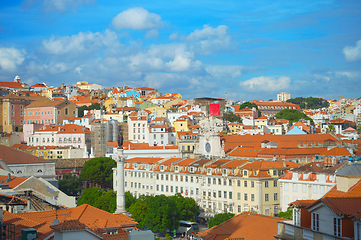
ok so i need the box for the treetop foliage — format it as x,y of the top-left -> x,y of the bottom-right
58,174 -> 82,196
239,102 -> 262,117
80,157 -> 116,189
277,207 -> 293,220
78,103 -> 101,117
223,112 -> 242,123
286,97 -> 329,109
275,109 -> 314,125
208,212 -> 235,228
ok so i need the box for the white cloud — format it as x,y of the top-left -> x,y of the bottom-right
41,29 -> 118,54
205,65 -> 243,79
186,25 -> 233,54
22,0 -> 96,13
169,32 -> 178,40
240,76 -> 291,91
145,29 -> 159,39
343,39 -> 361,62
166,54 -> 192,72
112,7 -> 164,30
0,47 -> 26,72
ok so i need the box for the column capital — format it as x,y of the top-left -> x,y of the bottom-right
115,148 -> 127,163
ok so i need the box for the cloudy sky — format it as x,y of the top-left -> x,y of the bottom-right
0,0 -> 360,100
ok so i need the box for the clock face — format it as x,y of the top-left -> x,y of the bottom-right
205,142 -> 211,153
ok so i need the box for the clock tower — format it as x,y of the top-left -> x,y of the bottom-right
194,117 -> 225,158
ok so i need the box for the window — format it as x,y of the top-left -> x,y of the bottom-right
334,218 -> 341,236
265,193 -> 269,201
293,208 -> 300,226
265,180 -> 269,188
293,184 -> 298,192
238,205 -> 241,213
237,192 -> 241,200
229,180 -> 232,186
223,179 -> 227,186
218,179 -> 221,185
213,190 -> 216,198
237,180 -> 241,186
251,193 -> 255,201
208,178 -> 211,184
284,183 -> 289,191
244,181 -> 247,187
244,193 -> 248,201
251,181 -> 254,188
274,193 -> 278,201
156,185 -> 159,191
229,192 -> 232,199
302,184 -> 307,192
312,213 -> 319,231
274,180 -> 278,187
218,191 -> 222,198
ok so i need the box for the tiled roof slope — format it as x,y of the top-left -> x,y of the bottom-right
12,204 -> 137,236
323,179 -> 361,198
197,212 -> 287,240
0,145 -> 52,164
0,175 -> 28,188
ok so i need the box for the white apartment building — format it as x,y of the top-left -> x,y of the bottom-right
113,156 -> 300,217
127,111 -> 149,143
27,124 -> 91,150
277,92 -> 291,102
278,161 -> 343,211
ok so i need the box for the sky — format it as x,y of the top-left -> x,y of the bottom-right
0,0 -> 360,100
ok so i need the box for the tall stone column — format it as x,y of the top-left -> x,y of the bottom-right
115,148 -> 128,214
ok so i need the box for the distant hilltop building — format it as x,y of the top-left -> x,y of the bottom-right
277,92 -> 291,102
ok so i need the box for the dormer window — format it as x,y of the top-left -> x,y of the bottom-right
134,163 -> 138,168
244,170 -> 248,176
160,165 -> 164,171
174,166 -> 179,171
222,169 -> 227,175
189,167 -> 194,173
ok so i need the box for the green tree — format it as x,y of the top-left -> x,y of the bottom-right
239,102 -> 261,117
326,124 -> 336,133
277,207 -> 293,220
77,187 -> 117,213
223,112 -> 242,123
129,195 -> 150,229
208,212 -> 235,228
275,109 -> 314,125
58,174 -> 83,196
170,193 -> 199,221
286,97 -> 329,109
78,103 -> 101,117
94,190 -> 117,213
77,187 -> 105,206
144,195 -> 180,234
80,157 -> 116,189
125,191 -> 136,210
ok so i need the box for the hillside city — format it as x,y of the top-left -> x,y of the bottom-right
0,76 -> 361,240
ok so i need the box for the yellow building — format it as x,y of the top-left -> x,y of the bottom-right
234,160 -> 300,216
174,116 -> 191,132
227,122 -> 243,134
146,105 -> 167,118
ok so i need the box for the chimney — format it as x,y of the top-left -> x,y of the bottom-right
6,173 -> 12,183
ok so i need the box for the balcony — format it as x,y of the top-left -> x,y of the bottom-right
275,220 -> 351,240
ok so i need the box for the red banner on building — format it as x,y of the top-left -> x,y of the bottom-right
210,103 -> 220,115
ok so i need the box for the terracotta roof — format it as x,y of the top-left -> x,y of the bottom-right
198,212 -> 287,240
125,157 -> 164,164
107,142 -> 119,148
290,199 -> 317,208
50,219 -> 88,231
35,124 -> 90,134
0,145 -> 52,165
0,175 -> 28,188
307,197 -> 361,218
319,147 -> 351,156
242,160 -> 300,170
0,81 -> 23,88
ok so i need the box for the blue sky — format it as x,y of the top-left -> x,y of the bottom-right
0,0 -> 360,100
